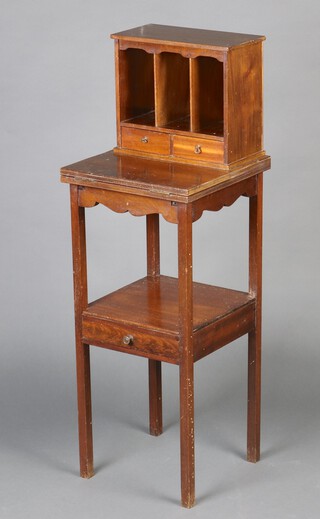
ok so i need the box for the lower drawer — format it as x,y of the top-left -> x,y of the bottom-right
173,135 -> 224,163
82,317 -> 179,364
121,127 -> 170,155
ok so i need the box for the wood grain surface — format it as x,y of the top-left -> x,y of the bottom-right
61,150 -> 271,202
111,24 -> 265,50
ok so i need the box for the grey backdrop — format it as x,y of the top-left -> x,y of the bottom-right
1,1 -> 320,518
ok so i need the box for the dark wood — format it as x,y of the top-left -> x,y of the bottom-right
70,185 -> 93,479
121,127 -> 170,155
61,150 -> 271,202
112,25 -> 266,168
173,135 -> 224,164
78,185 -> 178,224
189,57 -> 200,133
82,314 -> 179,363
194,302 -> 255,362
65,166 -> 268,504
114,40 -> 121,146
226,42 -> 263,163
81,274 -> 252,334
121,111 -> 155,127
118,38 -> 225,61
190,56 -> 223,135
146,214 -> 160,277
63,23 -> 270,509
81,274 -> 255,365
114,144 -> 265,171
111,24 -> 265,50
154,52 -> 190,128
146,214 -> 163,436
76,169 -> 258,225
247,173 -> 263,463
148,358 -> 162,435
192,176 -> 257,222
118,47 -> 155,124
178,204 -> 195,508
82,300 -> 254,364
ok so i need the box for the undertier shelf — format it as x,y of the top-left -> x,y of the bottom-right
82,276 -> 255,364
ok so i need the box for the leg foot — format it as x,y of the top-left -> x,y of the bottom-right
180,363 -> 195,508
247,329 -> 261,463
148,359 -> 163,436
76,342 -> 94,477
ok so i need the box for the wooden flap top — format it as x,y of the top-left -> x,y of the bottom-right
110,24 -> 265,51
60,151 -> 271,202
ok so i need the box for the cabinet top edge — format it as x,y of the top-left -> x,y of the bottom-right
110,24 -> 266,50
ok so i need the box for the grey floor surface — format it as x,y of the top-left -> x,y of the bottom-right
1,337 -> 319,519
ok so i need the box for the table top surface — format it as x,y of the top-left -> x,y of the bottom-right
111,24 -> 265,50
61,150 -> 270,202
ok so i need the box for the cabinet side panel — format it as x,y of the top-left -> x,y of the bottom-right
226,42 -> 263,163
114,40 -> 121,146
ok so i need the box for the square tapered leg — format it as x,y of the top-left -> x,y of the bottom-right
70,185 -> 94,478
178,204 -> 195,508
247,174 -> 263,463
146,214 -> 163,436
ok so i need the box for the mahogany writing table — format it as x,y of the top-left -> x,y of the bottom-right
60,149 -> 270,507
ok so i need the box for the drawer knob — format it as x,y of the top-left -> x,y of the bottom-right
194,144 -> 202,154
122,334 -> 133,345
141,136 -> 149,143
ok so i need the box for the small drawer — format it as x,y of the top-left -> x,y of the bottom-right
173,135 -> 224,163
82,317 -> 179,363
121,127 -> 170,155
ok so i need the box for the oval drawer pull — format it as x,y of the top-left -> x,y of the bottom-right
194,145 -> 202,154
122,334 -> 134,345
141,136 -> 149,143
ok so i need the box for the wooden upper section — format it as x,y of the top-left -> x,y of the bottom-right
112,24 -> 267,169
111,24 -> 265,50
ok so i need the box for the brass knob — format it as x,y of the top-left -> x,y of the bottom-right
141,136 -> 148,143
194,145 -> 202,154
123,334 -> 133,345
